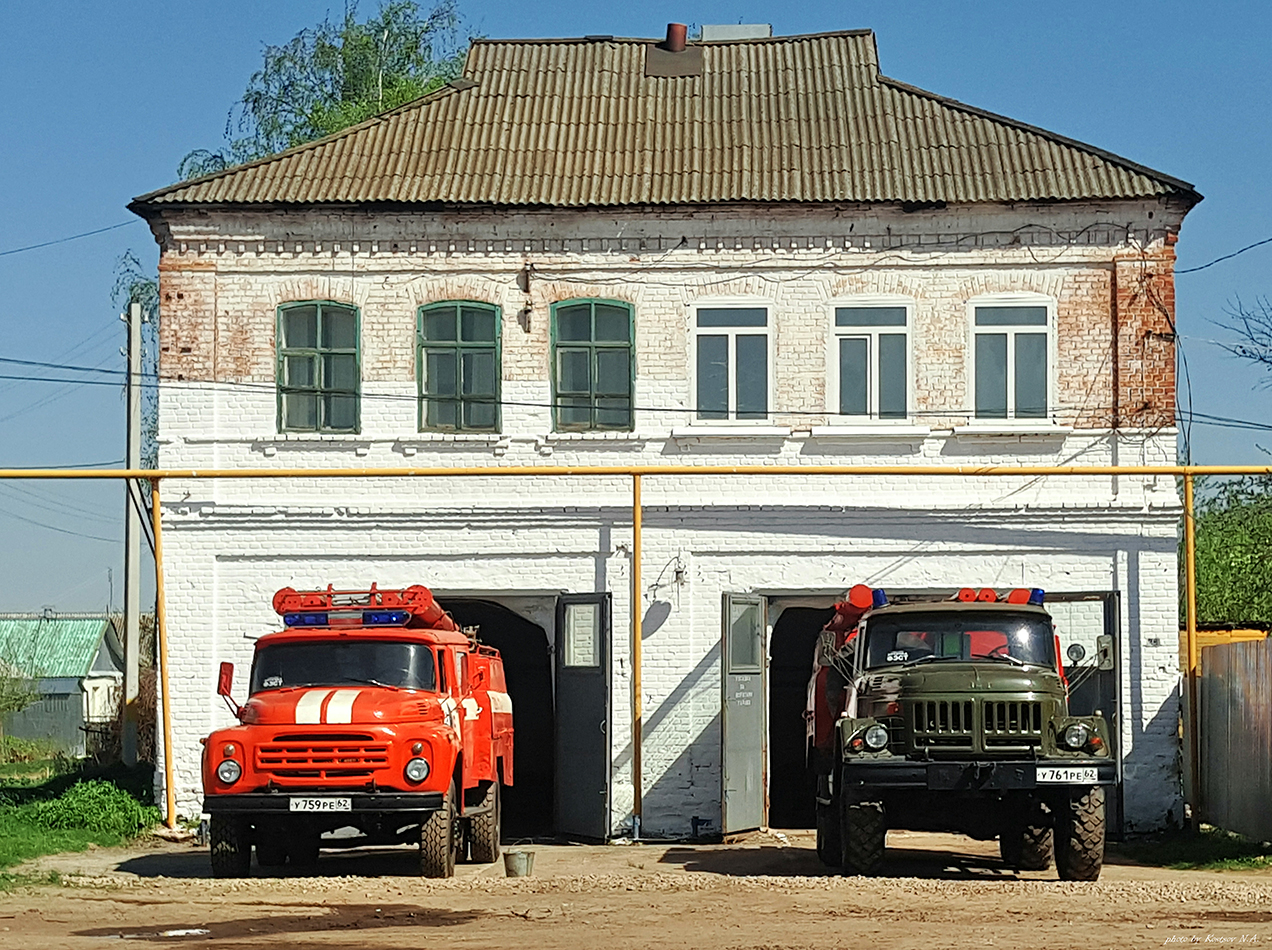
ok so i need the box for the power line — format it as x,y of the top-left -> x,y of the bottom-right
3,459 -> 125,470
1177,236 -> 1272,275
0,221 -> 139,259
0,504 -> 118,543
2,364 -> 1266,432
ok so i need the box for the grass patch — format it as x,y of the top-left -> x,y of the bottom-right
1117,826 -> 1272,870
0,768 -> 163,880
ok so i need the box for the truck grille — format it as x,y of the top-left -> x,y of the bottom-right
982,701 -> 1044,748
912,700 -> 974,749
256,733 -> 390,778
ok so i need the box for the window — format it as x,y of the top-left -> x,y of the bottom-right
694,308 -> 769,421
277,301 -> 359,432
551,300 -> 633,430
833,306 -> 909,420
973,304 -> 1049,419
418,302 -> 500,431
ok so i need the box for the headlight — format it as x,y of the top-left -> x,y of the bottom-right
404,757 -> 430,783
216,759 -> 242,784
1063,723 -> 1091,749
863,724 -> 889,751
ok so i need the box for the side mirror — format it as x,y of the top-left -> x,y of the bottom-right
471,667 -> 488,690
1066,643 -> 1087,665
217,662 -> 234,697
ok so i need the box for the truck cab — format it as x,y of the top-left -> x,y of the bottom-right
811,586 -> 1112,880
202,584 -> 512,878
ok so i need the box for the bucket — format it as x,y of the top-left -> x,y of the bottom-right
503,850 -> 535,877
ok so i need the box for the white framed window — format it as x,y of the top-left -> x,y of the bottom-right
969,295 -> 1054,420
693,306 -> 771,422
830,301 -> 911,420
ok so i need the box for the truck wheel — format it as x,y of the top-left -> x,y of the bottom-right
468,781 -> 502,864
209,815 -> 251,878
420,780 -> 459,878
815,800 -> 842,867
839,796 -> 886,876
254,830 -> 287,868
288,832 -> 320,870
1000,797 -> 1053,871
1055,786 -> 1105,882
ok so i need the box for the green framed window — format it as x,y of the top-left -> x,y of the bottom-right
417,302 -> 501,431
276,301 -> 360,433
551,300 -> 634,431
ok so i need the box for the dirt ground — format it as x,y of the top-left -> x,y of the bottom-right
2,830 -> 1272,950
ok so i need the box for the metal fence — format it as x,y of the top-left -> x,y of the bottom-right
1200,637 -> 1272,842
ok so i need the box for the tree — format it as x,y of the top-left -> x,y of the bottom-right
1190,475 -> 1272,623
1218,297 -> 1272,376
179,0 -> 465,179
111,250 -> 160,472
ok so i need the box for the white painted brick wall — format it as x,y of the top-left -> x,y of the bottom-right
150,199 -> 1186,834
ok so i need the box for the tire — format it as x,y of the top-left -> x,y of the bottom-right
1055,786 -> 1106,882
254,829 -> 287,868
288,832 -> 321,870
839,794 -> 886,876
1000,797 -> 1054,871
468,781 -> 501,865
420,780 -> 459,878
209,815 -> 251,879
815,800 -> 842,867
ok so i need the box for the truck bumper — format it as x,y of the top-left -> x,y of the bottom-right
841,759 -> 1117,791
203,792 -> 445,814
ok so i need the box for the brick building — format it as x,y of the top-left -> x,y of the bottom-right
131,28 -> 1199,836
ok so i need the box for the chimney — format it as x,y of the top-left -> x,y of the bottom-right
663,23 -> 687,52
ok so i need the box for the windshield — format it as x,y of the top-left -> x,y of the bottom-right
250,639 -> 437,692
862,611 -> 1054,669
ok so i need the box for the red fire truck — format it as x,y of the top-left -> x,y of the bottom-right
202,584 -> 513,878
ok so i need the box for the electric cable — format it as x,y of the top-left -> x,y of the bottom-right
0,221 -> 139,259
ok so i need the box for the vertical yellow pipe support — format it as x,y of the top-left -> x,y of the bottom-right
631,473 -> 643,835
150,480 -> 177,829
1183,473 -> 1201,827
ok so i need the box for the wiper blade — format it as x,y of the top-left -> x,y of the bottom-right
339,677 -> 402,690
970,653 -> 1026,667
898,654 -> 961,668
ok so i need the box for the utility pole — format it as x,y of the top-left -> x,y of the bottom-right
122,302 -> 143,766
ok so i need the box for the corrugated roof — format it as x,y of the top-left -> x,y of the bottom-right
132,31 -> 1199,210
0,617 -> 115,679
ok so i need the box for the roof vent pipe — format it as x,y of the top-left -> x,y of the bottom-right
663,23 -> 687,52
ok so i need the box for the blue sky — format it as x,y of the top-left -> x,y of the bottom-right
1,1 -> 1270,611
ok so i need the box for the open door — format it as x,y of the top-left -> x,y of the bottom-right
1051,593 -> 1123,836
722,593 -> 766,834
554,593 -> 611,840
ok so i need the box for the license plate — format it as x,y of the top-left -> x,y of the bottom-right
1036,766 -> 1099,784
289,797 -> 352,812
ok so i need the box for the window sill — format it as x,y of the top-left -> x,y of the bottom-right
808,425 -> 931,441
952,423 -> 1073,440
543,431 -> 649,442
670,426 -> 792,439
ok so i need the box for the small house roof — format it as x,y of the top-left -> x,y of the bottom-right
0,615 -> 122,680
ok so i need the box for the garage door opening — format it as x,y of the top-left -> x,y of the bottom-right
767,605 -> 835,829
439,598 -> 554,838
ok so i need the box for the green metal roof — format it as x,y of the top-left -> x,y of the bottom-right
0,616 -> 116,679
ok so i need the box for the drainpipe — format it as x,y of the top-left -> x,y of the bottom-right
150,479 -> 177,829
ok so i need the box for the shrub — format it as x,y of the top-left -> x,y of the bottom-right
0,736 -> 61,765
26,780 -> 161,838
